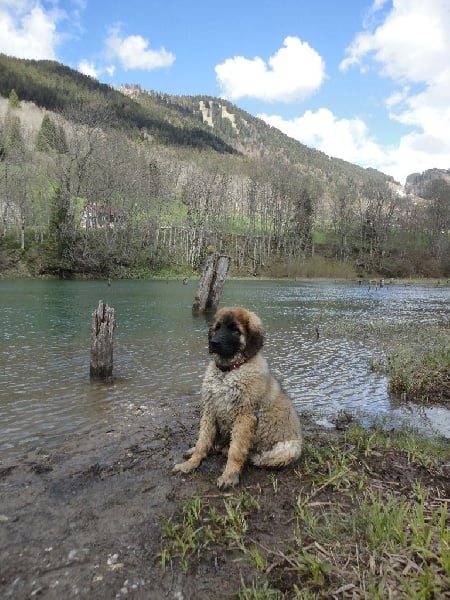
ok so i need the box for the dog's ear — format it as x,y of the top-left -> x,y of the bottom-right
243,313 -> 265,359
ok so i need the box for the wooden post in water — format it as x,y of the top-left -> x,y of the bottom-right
90,300 -> 115,380
208,254 -> 231,310
192,252 -> 231,313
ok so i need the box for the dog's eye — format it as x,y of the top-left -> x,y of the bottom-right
215,323 -> 221,331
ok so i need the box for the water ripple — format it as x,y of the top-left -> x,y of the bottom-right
1,279 -> 449,456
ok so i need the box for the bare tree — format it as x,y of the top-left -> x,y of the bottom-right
424,179 -> 450,259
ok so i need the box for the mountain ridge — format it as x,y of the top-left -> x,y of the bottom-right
0,53 -> 395,188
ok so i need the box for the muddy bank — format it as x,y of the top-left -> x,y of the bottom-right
1,402 -> 449,599
0,401 -> 202,599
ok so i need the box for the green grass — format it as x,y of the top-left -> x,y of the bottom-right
365,322 -> 450,405
387,339 -> 450,404
159,423 -> 450,598
338,319 -> 449,407
159,491 -> 258,573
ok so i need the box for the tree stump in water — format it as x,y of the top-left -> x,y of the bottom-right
192,253 -> 231,313
90,301 -> 115,380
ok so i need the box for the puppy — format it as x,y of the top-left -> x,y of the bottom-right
173,306 -> 303,488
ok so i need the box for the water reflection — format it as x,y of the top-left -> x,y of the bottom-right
0,279 -> 449,456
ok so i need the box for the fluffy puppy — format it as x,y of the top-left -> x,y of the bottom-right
173,306 -> 303,489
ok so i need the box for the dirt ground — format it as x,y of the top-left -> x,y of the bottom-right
1,398 -> 449,600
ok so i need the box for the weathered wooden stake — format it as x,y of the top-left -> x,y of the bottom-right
90,300 -> 115,380
192,252 -> 231,313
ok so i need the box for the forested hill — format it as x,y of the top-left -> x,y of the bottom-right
127,86 -> 395,187
1,53 -> 449,280
0,54 -> 238,153
0,53 -> 392,187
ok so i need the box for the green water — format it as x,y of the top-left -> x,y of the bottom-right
1,278 -> 449,455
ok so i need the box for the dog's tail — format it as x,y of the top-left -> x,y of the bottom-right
250,439 -> 302,468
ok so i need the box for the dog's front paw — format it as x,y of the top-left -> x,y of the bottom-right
173,460 -> 196,474
217,471 -> 240,489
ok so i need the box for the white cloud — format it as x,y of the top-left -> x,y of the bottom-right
337,0 -> 450,182
340,0 -> 448,83
106,28 -> 175,71
78,59 -> 98,79
260,1 -> 450,184
260,108 -> 386,170
77,59 -> 117,80
0,2 -> 59,59
260,103 -> 450,185
215,36 -> 325,102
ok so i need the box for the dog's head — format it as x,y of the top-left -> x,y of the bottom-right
208,307 -> 265,368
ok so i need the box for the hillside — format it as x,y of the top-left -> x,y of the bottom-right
0,54 -> 236,154
116,85 -> 396,188
0,53 -> 449,279
0,54 -> 392,188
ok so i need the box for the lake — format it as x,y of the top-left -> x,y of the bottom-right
1,278 -> 449,457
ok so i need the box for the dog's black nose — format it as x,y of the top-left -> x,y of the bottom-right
209,332 -> 225,352
209,338 -> 220,351
209,330 -> 230,355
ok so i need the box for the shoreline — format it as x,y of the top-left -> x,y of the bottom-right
1,269 -> 449,286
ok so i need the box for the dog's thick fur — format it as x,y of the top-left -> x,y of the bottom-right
173,306 -> 303,489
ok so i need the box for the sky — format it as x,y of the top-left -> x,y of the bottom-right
1,0 -> 449,185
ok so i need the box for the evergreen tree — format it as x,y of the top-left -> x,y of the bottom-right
8,88 -> 20,109
36,114 -> 68,153
3,112 -> 25,157
46,185 -> 75,271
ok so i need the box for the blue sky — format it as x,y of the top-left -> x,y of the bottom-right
1,0 -> 449,184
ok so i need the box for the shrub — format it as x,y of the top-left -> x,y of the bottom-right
387,335 -> 450,404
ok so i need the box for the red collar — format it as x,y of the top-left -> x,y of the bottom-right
219,360 -> 246,372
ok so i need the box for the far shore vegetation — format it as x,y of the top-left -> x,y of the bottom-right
2,237 -> 450,284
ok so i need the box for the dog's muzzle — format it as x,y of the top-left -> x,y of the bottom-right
209,329 -> 240,358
